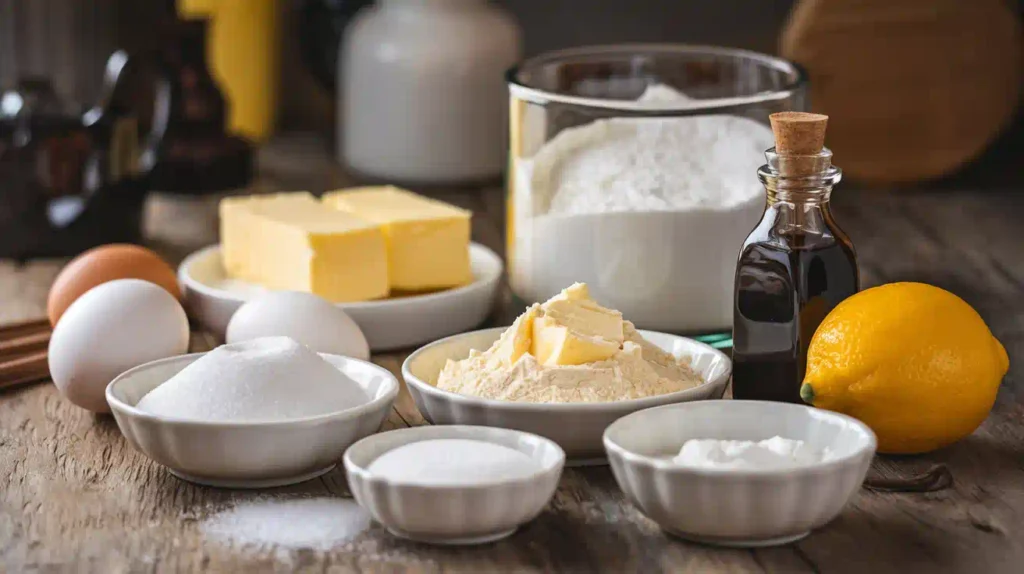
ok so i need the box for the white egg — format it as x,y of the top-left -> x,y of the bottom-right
48,279 -> 190,413
226,291 -> 370,360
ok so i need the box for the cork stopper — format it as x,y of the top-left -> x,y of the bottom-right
770,112 -> 828,154
769,112 -> 829,177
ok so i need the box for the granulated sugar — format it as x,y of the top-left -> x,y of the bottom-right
367,439 -> 540,486
137,336 -> 369,422
201,498 -> 371,553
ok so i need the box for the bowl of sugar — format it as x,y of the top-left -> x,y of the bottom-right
106,337 -> 399,488
344,425 -> 565,545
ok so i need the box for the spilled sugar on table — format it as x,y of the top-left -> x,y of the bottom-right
1,134 -> 1023,573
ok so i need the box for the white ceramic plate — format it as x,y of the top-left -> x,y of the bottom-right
402,327 -> 731,464
344,425 -> 564,545
178,243 -> 503,352
106,352 -> 399,488
604,400 -> 876,547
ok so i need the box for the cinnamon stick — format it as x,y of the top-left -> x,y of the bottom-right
0,372 -> 49,391
0,317 -> 50,339
0,331 -> 50,360
0,350 -> 49,384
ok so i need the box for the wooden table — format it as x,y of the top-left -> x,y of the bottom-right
2,135 -> 1022,573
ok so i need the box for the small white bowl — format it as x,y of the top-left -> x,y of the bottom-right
106,352 -> 399,488
402,328 -> 731,465
344,425 -> 564,545
178,243 -> 503,351
603,400 -> 876,547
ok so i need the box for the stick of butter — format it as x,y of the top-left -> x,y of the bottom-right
322,186 -> 472,291
531,283 -> 625,366
220,192 -> 389,302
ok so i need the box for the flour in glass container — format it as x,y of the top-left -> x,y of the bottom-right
510,84 -> 775,331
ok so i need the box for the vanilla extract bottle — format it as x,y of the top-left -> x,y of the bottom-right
732,113 -> 858,403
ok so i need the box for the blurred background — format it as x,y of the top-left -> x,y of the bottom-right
0,0 -> 1021,260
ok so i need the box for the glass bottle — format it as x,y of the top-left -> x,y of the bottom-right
732,142 -> 858,403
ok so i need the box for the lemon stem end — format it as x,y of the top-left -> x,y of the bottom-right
800,383 -> 815,405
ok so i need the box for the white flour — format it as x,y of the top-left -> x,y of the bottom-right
201,498 -> 371,555
510,83 -> 772,331
544,115 -> 770,214
136,337 -> 369,422
367,439 -> 540,485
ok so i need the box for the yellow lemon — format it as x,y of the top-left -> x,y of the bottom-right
801,282 -> 1008,454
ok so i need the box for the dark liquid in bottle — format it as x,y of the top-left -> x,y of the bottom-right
732,235 -> 858,403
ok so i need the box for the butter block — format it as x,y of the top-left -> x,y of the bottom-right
323,186 -> 471,291
532,316 -> 621,366
542,285 -> 624,344
531,283 -> 625,366
493,305 -> 537,366
220,192 -> 388,302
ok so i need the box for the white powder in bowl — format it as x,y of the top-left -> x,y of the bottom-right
136,336 -> 370,422
367,439 -> 541,486
673,436 -> 835,470
201,498 -> 371,553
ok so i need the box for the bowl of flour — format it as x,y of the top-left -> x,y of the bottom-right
507,44 -> 807,332
402,326 -> 732,464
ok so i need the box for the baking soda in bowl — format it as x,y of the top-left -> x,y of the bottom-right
136,336 -> 370,422
367,439 -> 541,486
674,436 -> 835,470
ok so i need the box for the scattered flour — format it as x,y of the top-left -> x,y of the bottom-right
136,337 -> 369,422
201,498 -> 371,554
367,439 -> 541,486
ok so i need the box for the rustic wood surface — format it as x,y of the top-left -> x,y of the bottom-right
2,134 -> 1023,573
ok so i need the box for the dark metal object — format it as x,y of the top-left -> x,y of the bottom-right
298,0 -> 374,91
0,53 -> 150,259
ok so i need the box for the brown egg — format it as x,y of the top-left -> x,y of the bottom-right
47,244 -> 182,326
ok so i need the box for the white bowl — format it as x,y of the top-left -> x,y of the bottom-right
603,400 -> 876,547
402,328 -> 731,464
106,352 -> 399,488
344,425 -> 564,545
178,243 -> 503,351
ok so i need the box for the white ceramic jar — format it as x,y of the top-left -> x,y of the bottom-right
340,0 -> 521,184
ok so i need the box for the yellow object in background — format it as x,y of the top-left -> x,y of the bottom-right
801,282 -> 1009,454
179,0 -> 280,142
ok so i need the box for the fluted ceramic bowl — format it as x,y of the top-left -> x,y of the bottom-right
344,425 -> 564,545
603,400 -> 876,547
106,352 -> 399,488
402,327 -> 731,465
